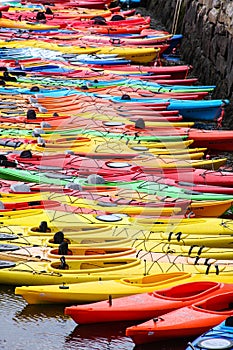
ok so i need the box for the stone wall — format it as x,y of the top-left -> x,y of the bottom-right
147,0 -> 233,127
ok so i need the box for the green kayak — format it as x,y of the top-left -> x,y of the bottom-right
0,167 -> 232,202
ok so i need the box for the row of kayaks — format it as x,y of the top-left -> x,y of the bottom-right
14,277 -> 233,347
0,0 -> 233,348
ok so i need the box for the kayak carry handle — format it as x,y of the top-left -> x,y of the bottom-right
108,295 -> 112,307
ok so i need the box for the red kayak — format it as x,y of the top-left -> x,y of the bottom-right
93,64 -> 192,79
0,5 -> 9,11
0,200 -> 60,211
188,129 -> 233,152
151,168 -> 233,187
101,172 -> 233,195
7,152 -> 142,175
64,281 -> 233,325
126,291 -> 233,344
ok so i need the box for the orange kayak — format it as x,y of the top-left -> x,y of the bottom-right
126,291 -> 233,344
64,281 -> 233,325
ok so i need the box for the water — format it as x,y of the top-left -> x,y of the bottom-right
0,285 -> 191,350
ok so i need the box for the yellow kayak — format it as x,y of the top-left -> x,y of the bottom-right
0,233 -> 133,250
0,245 -> 137,262
14,272 -> 233,305
0,18 -> 59,30
137,217 -> 233,236
158,231 -> 233,249
133,240 -> 233,261
0,41 -> 159,62
97,47 -> 161,64
186,199 -> 233,218
1,256 -> 232,286
0,256 -> 181,285
14,271 -> 193,304
0,39 -> 100,54
1,216 -> 233,237
0,140 -> 205,160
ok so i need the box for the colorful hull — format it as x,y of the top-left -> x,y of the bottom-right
126,291 -> 233,344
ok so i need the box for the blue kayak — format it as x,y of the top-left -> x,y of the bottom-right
104,95 -> 230,121
186,316 -> 233,350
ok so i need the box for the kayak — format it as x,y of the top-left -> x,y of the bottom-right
7,234 -> 233,261
0,18 -> 60,29
189,129 -> 233,152
0,244 -> 137,262
16,275 -> 233,306
97,64 -> 192,79
105,96 -> 229,121
0,233 -> 134,249
0,256 -> 198,286
0,199 -> 59,211
125,291 -> 233,344
0,40 -> 100,54
186,317 -> 233,350
66,195 -> 232,218
64,281 -> 233,323
147,168 -> 233,188
15,271 -> 194,304
0,165 -> 230,196
159,231 -> 233,249
5,214 -> 233,241
133,240 -> 233,260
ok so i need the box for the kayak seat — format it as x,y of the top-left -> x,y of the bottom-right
27,109 -> 37,119
58,242 -> 73,255
31,221 -> 51,233
45,7 -> 53,14
3,72 -> 17,82
54,231 -> 65,245
30,86 -> 40,93
121,94 -> 131,100
58,256 -> 69,270
20,150 -> 33,158
36,11 -> 46,21
111,14 -> 125,21
91,16 -> 107,25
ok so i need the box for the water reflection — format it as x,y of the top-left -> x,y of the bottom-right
15,303 -> 68,322
0,287 -> 191,350
65,322 -> 135,350
66,322 -> 191,350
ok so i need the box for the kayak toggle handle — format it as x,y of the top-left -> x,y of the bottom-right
152,317 -> 164,323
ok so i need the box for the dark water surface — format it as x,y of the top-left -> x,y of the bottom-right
0,285 -> 191,350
